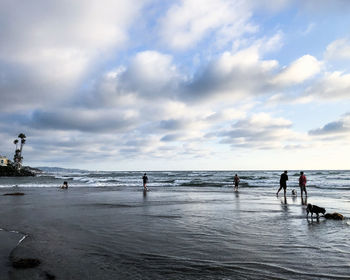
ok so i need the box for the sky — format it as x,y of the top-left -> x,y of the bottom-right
1,0 -> 350,171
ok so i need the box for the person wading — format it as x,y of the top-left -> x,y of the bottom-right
142,173 -> 149,191
234,174 -> 240,191
276,170 -> 288,197
299,171 -> 307,197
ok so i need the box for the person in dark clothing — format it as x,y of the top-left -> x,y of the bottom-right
233,174 -> 240,191
276,171 -> 288,197
142,173 -> 148,191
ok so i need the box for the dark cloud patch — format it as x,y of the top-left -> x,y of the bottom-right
309,114 -> 350,136
0,62 -> 67,111
309,121 -> 345,135
160,134 -> 181,142
28,109 -> 138,133
159,119 -> 188,130
119,147 -> 140,156
183,62 -> 274,102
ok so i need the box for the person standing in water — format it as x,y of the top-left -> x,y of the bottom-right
299,171 -> 307,197
142,173 -> 149,191
234,174 -> 240,191
276,170 -> 288,197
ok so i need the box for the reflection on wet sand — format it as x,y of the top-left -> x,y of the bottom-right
301,196 -> 307,206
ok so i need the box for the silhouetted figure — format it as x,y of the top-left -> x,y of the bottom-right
61,181 -> 68,189
276,171 -> 288,197
142,173 -> 148,191
234,174 -> 240,191
299,171 -> 307,197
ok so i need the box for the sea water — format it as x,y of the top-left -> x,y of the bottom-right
0,170 -> 350,279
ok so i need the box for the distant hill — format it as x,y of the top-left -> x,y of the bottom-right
36,167 -> 88,173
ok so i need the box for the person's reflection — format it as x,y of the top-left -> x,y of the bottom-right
235,191 -> 239,198
276,190 -> 288,205
280,196 -> 287,206
301,195 -> 307,206
143,189 -> 147,199
280,196 -> 288,216
233,188 -> 240,219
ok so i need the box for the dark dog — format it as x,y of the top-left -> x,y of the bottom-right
306,203 -> 326,218
324,213 -> 344,220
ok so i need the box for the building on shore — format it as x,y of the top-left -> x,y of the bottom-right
0,156 -> 8,166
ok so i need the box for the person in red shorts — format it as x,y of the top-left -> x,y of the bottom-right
299,171 -> 307,197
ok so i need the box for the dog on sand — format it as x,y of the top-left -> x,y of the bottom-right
324,213 -> 344,220
306,203 -> 326,218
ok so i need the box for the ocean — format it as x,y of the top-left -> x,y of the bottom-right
0,169 -> 350,279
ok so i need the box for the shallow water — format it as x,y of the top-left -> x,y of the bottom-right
0,170 -> 350,279
1,169 -> 349,190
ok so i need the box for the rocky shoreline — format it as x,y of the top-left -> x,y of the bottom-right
0,166 -> 40,177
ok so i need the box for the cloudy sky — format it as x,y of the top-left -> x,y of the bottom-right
1,0 -> 350,170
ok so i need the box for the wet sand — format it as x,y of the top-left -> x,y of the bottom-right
0,230 -> 24,279
1,186 -> 350,279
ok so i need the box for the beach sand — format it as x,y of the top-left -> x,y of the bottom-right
1,186 -> 350,279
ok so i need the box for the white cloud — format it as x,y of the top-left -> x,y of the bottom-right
121,51 -> 180,98
325,38 -> 350,61
306,71 -> 350,99
158,0 -> 257,50
183,44 -> 279,102
266,93 -> 315,106
216,113 -> 305,149
0,0 -> 145,110
273,55 -> 322,86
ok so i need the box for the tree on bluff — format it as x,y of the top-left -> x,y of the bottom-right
13,133 -> 26,170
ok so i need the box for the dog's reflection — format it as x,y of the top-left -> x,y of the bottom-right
307,214 -> 320,224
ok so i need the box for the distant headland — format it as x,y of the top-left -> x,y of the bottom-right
0,134 -> 40,177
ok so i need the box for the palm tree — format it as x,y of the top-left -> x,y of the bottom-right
13,133 -> 26,170
18,133 -> 26,139
20,138 -> 26,153
13,139 -> 19,150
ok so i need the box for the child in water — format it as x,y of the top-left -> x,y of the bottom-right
61,181 -> 68,189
